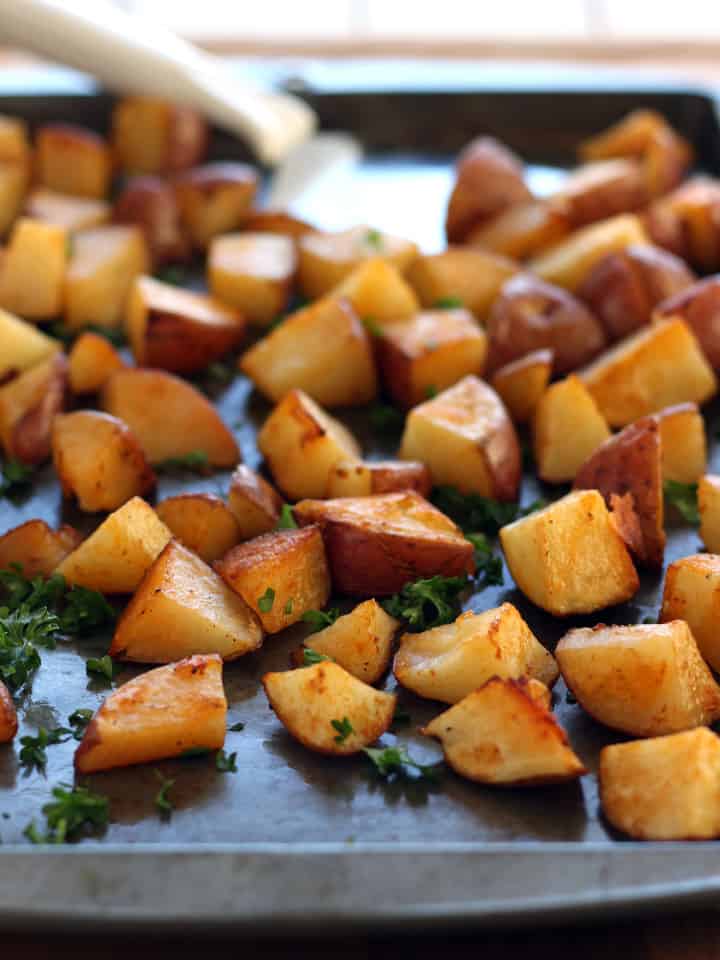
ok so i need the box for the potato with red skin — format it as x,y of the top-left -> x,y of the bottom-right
326,459 -> 431,499
486,273 -> 606,375
577,244 -> 695,342
446,137 -> 532,244
0,681 -> 17,743
645,177 -> 720,272
0,353 -> 67,465
655,276 -> 720,370
112,96 -> 208,175
0,519 -> 81,579
465,199 -> 570,260
174,163 -> 258,249
113,176 -> 189,266
556,159 -> 648,228
35,123 -> 112,200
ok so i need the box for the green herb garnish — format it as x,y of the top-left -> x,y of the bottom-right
302,608 -> 340,633
283,598 -> 294,615
0,459 -> 34,499
67,708 -> 94,741
303,648 -> 333,666
154,265 -> 186,286
382,575 -> 468,632
86,655 -> 119,684
19,726 -> 72,772
23,783 -> 109,844
154,771 -> 175,817
362,316 -> 383,338
0,603 -> 60,692
257,588 -> 275,613
331,717 -> 354,744
368,403 -> 404,434
434,296 -> 463,309
229,721 -> 245,732
156,451 -> 211,474
215,749 -> 238,773
663,480 -> 699,525
362,745 -> 442,782
431,486 -> 544,535
276,503 -> 298,530
424,385 -> 438,399
465,532 -> 504,587
364,228 -> 383,249
60,586 -> 115,635
180,746 -> 212,759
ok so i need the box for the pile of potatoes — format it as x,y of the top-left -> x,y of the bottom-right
6,102 -> 720,840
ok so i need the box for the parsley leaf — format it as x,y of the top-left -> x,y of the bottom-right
331,717 -> 354,744
154,771 -> 175,817
276,504 -> 298,530
431,486 -> 521,535
60,586 -> 115,635
283,598 -> 294,615
19,726 -> 72,771
302,608 -> 340,632
215,749 -> 238,773
368,403 -> 404,435
434,296 -> 464,309
86,655 -> 119,684
362,316 -> 383,338
154,265 -> 187,286
23,783 -> 109,844
382,575 -> 468,631
663,480 -> 699,525
156,451 -> 211,474
364,228 -> 383,249
257,587 -> 275,613
303,647 -> 333,666
465,532 -> 504,587
67,708 -> 94,741
229,721 -> 245,732
0,569 -> 65,613
363,745 -> 442,782
0,459 -> 34,499
424,385 -> 438,399
0,603 -> 60,692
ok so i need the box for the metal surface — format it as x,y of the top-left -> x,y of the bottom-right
2,64 -> 720,931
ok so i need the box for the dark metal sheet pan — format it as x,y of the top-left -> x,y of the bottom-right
1,62 -> 720,933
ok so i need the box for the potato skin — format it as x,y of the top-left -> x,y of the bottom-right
0,353 -> 68,465
556,159 -> 647,228
0,519 -> 81,578
174,162 -> 258,249
113,176 -> 189,266
0,680 -> 18,743
487,273 -> 606,375
655,276 -> 720,370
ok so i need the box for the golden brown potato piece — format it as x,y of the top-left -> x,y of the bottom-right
302,600 -> 398,684
406,247 -> 518,320
0,115 -> 29,164
75,653 -> 225,774
227,464 -> 283,541
0,519 -> 81,579
655,276 -> 720,370
257,389 -> 360,500
399,375 -> 521,502
68,331 -> 125,395
555,159 -> 647,228
490,349 -> 552,424
699,475 -> 720,553
660,554 -> 720,672
0,307 -> 60,381
573,416 -> 664,569
111,96 -> 208,175
101,368 -> 239,467
56,496 -> 171,593
0,162 -> 28,237
465,199 -> 570,260
0,217 -> 67,319
577,243 -> 694,342
533,375 -> 611,484
240,297 -> 376,407
394,604 -> 558,704
65,225 -> 148,330
294,491 -> 475,597
263,661 -> 396,756
110,540 -> 262,663
215,526 -> 330,634
174,162 -> 258,249
377,308 -> 487,409
529,213 -> 648,291
298,225 -> 418,300
556,621 -> 720,737
500,490 -> 639,616
652,403 -> 706,484
445,137 -> 532,244
127,275 -> 245,374
155,495 -> 242,565
243,209 -> 315,239
35,123 -> 111,199
113,176 -> 189,267
208,232 -> 296,327
0,680 -> 18,743
52,410 -> 156,513
0,353 -> 67,465
644,177 -> 720,273
422,677 -> 585,786
330,257 -> 420,326
25,187 -> 110,233
486,273 -> 606,375
600,728 -> 720,841
579,317 -> 717,428
325,459 -> 431,499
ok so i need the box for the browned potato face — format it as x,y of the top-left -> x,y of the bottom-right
293,491 -> 475,596
0,308 -> 60,381
174,162 -> 258,249
490,348 -> 552,424
112,96 -> 208,175
0,217 -> 68,319
0,519 -> 81,579
661,553 -> 720,672
406,247 -> 518,320
465,199 -> 570,260
653,402 -> 707,484
25,188 -> 110,233
577,243 -> 695,342
35,123 -> 112,200
301,600 -> 398,685
243,209 -> 315,239
0,162 -> 29,238
0,353 -> 67,465
0,680 -> 18,743
0,115 -> 29,164
156,494 -> 241,564
208,232 -> 296,327
645,177 -> 720,272
331,258 -> 419,325
68,332 -> 125,394
326,459 -> 431,499
655,276 -> 720,370
113,176 -> 190,266
487,273 -> 606,375
556,159 -> 647,228
227,464 -> 283,541
445,137 -> 532,243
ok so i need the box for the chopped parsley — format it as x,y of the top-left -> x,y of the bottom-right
0,603 -> 60,693
86,655 -> 119,684
641,616 -> 655,625
276,504 -> 298,530
229,721 -> 245,732
19,726 -> 72,772
363,745 -> 442,782
663,480 -> 699,525
364,228 -> 383,249
215,749 -> 238,773
382,575 -> 468,632
302,608 -> 340,632
154,771 -> 175,817
331,717 -> 354,744
67,708 -> 94,741
283,598 -> 294,615
23,783 -> 109,844
431,486 -> 544,536
0,459 -> 34,499
60,586 -> 115,635
434,296 -> 463,309
368,402 -> 404,434
465,532 -> 504,587
362,316 -> 383,338
424,385 -> 438,399
303,648 -> 333,666
154,265 -> 187,286
156,451 -> 211,474
257,588 -> 275,613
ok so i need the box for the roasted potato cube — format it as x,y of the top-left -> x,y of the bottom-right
35,123 -> 111,199
227,464 -> 283,541
0,680 -> 17,743
216,526 -> 330,634
243,209 -> 315,239
660,554 -> 720,672
330,258 -> 420,326
101,368 -> 239,467
377,308 -> 487,409
0,353 -> 67,465
257,389 -> 360,500
52,411 -> 155,513
500,490 -> 639,616
110,540 -> 261,663
263,661 -> 396,756
294,491 -> 474,597
155,494 -> 241,563
298,225 -> 418,299
574,416 -> 664,568
465,199 -> 570,260
486,273 -> 606,376
113,176 -> 189,267
208,232 -> 296,327
579,317 -> 717,427
0,217 -> 67,319
645,176 -> 720,273
556,620 -> 720,737
56,496 -> 171,593
555,159 -> 647,228
655,276 -> 720,370
699,475 -> 720,553
0,307 -> 60,381
325,459 -> 431,499
0,519 -> 81,579
599,728 -> 720,841
240,297 -> 376,407
302,599 -> 398,684
406,247 -> 518,320
394,604 -> 558,704
0,115 -> 29,164
490,349 -> 552,424
75,653 -> 225,773
422,677 -> 585,786
127,275 -> 245,373
111,96 -> 208,175
529,213 -> 648,291
68,331 -> 125,395
174,162 -> 258,249
533,375 -> 610,484
65,225 -> 148,330
0,162 -> 29,237
25,187 -> 110,233
399,375 -> 521,502
652,402 -> 706,484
